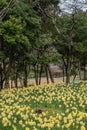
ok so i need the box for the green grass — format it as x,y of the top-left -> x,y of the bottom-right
0,81 -> 87,130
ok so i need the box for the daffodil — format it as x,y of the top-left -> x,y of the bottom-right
81,126 -> 86,130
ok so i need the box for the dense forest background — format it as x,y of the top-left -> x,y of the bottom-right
0,0 -> 87,89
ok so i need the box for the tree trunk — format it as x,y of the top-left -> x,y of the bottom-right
0,38 -> 4,90
0,67 -> 3,90
0,62 -> 5,90
78,61 -> 81,80
24,64 -> 28,87
34,64 -> 39,85
36,64 -> 39,85
63,64 -> 65,82
15,71 -> 18,88
45,65 -> 49,84
0,81 -> 3,90
66,57 -> 71,84
47,64 -> 54,83
0,73 -> 4,90
39,64 -> 43,85
73,74 -> 76,82
5,78 -> 10,88
11,79 -> 13,88
83,61 -> 86,80
62,56 -> 67,83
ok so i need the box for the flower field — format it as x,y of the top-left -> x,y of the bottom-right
0,82 -> 87,130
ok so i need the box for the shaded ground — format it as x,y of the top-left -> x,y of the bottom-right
5,76 -> 80,88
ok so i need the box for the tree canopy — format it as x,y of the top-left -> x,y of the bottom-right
0,0 -> 87,89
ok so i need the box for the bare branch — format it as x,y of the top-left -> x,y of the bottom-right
0,0 -> 17,20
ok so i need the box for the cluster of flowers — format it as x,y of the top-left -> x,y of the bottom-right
0,81 -> 87,130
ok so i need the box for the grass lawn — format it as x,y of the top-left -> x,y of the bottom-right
0,81 -> 87,130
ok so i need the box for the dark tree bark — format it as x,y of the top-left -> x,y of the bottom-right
62,64 -> 65,82
73,74 -> 76,82
39,64 -> 43,85
78,61 -> 81,80
11,79 -> 13,88
24,64 -> 28,87
15,70 -> 18,88
47,64 -> 54,83
0,38 -> 5,90
45,65 -> 49,84
83,60 -> 86,80
0,68 -> 4,90
4,78 -> 10,88
34,64 -> 39,85
62,55 -> 71,84
66,56 -> 71,84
